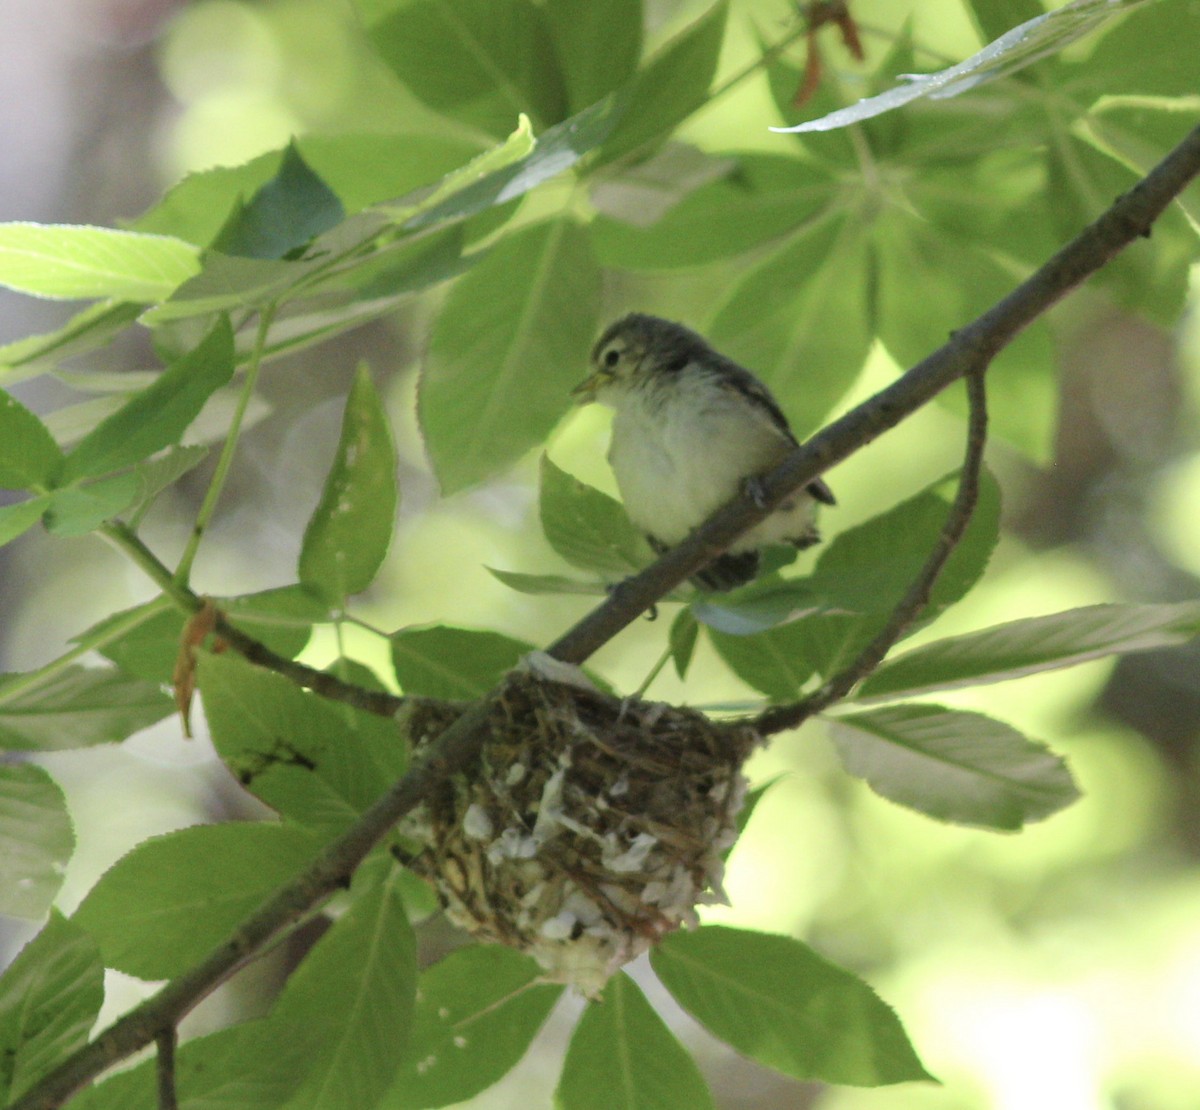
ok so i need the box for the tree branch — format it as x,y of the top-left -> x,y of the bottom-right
546,121 -> 1200,665
12,120 -> 1200,1110
154,1029 -> 178,1110
754,367 -> 988,736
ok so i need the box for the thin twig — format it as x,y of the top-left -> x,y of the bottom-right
101,522 -> 405,718
155,1028 -> 178,1110
10,120 -> 1200,1110
754,368 -> 989,736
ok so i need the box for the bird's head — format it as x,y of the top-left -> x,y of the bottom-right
572,313 -> 709,405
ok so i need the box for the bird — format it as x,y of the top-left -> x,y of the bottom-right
572,312 -> 835,591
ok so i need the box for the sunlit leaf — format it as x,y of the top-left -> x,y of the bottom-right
41,473 -> 141,535
0,914 -> 104,1105
858,601 -> 1200,701
299,364 -> 398,603
0,665 -> 173,751
419,217 -> 600,492
652,925 -> 932,1085
0,223 -> 200,302
558,971 -> 715,1109
402,95 -> 626,231
72,821 -> 323,979
383,945 -> 563,1108
777,0 -> 1154,133
0,765 -> 74,919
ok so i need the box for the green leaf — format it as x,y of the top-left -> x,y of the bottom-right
419,217 -> 601,492
0,914 -> 104,1105
299,364 -> 398,602
0,665 -> 173,751
383,945 -> 563,1108
142,252 -> 311,323
707,621 -> 818,702
599,0 -> 729,163
72,821 -> 323,979
829,703 -> 1080,829
0,301 -> 143,380
199,652 -> 406,834
709,214 -> 872,438
486,566 -> 612,597
391,625 -> 533,700
212,141 -> 347,260
539,455 -> 649,575
69,1018 -> 310,1110
60,316 -> 234,483
1069,0 -> 1200,99
41,473 -> 141,535
127,444 -> 210,517
966,0 -> 1047,44
858,601 -> 1200,702
692,576 -> 820,636
811,467 -> 1001,619
0,223 -> 200,302
0,390 -> 61,489
873,215 -> 1057,461
557,971 -> 715,1110
271,864 -> 417,1110
400,94 -> 626,231
726,774 -> 785,860
778,0 -> 1153,134
0,496 -> 51,549
367,0 -> 567,136
652,925 -> 932,1086
544,0 -> 642,113
0,765 -> 74,919
592,153 -> 837,270
669,607 -> 699,679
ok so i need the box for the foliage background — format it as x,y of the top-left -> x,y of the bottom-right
1,0 -> 1199,1107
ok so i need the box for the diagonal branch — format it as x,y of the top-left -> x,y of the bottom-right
753,367 -> 989,737
11,121 -> 1200,1110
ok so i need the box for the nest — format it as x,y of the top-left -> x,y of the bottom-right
396,660 -> 760,996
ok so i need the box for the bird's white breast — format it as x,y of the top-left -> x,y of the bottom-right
606,367 -> 816,552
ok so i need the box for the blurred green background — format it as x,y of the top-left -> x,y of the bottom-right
1,0 -> 1199,1107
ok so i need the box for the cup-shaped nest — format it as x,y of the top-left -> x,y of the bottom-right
397,663 -> 759,996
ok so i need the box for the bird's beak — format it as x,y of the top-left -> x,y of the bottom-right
570,371 -> 603,403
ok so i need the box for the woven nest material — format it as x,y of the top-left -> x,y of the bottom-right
397,663 -> 760,996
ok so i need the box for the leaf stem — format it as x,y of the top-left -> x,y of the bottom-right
175,303 -> 277,585
632,642 -> 673,699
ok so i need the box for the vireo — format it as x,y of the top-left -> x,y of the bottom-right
572,313 -> 835,591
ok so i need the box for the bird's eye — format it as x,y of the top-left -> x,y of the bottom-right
603,348 -> 621,369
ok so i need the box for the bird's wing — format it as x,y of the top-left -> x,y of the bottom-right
716,361 -> 836,505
